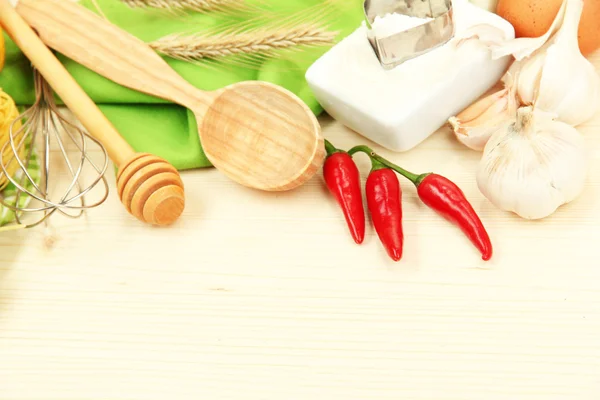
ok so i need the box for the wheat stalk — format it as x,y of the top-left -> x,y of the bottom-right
150,23 -> 337,63
120,0 -> 256,13
119,0 -> 344,70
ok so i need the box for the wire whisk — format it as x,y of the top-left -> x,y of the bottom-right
0,68 -> 110,229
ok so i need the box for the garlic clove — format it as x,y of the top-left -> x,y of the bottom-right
449,89 -> 513,151
509,52 -> 545,106
449,81 -> 521,152
451,117 -> 513,151
453,88 -> 508,122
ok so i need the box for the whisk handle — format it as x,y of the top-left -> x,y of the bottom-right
0,0 -> 132,166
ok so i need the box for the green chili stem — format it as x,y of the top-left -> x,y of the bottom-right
348,145 -> 424,186
324,139 -> 338,156
370,157 -> 386,171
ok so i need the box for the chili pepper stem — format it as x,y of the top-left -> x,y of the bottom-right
324,139 -> 339,156
370,157 -> 387,171
348,145 -> 427,186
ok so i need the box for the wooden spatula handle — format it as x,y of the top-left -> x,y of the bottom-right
17,0 -> 214,113
0,0 -> 185,226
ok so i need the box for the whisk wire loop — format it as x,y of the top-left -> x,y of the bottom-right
0,68 -> 110,228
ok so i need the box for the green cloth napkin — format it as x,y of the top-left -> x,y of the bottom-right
0,0 -> 365,170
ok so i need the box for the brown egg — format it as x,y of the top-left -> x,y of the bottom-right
496,0 -> 600,55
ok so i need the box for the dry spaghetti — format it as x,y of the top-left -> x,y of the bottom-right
0,89 -> 26,190
0,25 -> 5,72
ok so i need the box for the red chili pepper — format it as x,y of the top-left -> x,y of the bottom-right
366,161 -> 403,262
416,173 -> 492,261
323,140 -> 365,244
348,145 -> 493,261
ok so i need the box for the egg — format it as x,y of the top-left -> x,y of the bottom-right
496,0 -> 600,55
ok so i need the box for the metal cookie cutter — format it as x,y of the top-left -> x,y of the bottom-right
364,0 -> 455,70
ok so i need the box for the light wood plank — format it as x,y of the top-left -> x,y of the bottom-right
0,25 -> 599,400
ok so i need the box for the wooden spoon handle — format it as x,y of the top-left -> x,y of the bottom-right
16,0 -> 213,113
0,0 -> 185,226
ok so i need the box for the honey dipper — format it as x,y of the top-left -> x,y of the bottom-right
0,0 -> 185,226
15,0 -> 326,192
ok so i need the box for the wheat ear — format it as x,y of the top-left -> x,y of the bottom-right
149,23 -> 337,63
120,0 -> 257,13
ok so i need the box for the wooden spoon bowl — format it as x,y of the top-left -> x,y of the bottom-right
201,81 -> 324,191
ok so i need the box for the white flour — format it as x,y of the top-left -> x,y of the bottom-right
370,13 -> 434,38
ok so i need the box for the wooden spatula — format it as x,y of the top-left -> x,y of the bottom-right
16,0 -> 326,192
0,0 -> 185,226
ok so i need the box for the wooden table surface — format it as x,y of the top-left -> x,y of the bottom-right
1,46 -> 600,400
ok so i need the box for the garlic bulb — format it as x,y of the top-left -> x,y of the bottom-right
449,84 -> 517,151
491,0 -> 600,126
477,106 -> 588,220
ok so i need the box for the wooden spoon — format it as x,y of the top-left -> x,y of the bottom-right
0,0 -> 185,226
16,0 -> 326,192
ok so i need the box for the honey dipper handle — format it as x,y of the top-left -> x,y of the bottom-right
0,0 -> 133,166
16,0 -> 214,114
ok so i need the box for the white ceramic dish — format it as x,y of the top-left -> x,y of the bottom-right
305,0 -> 515,152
